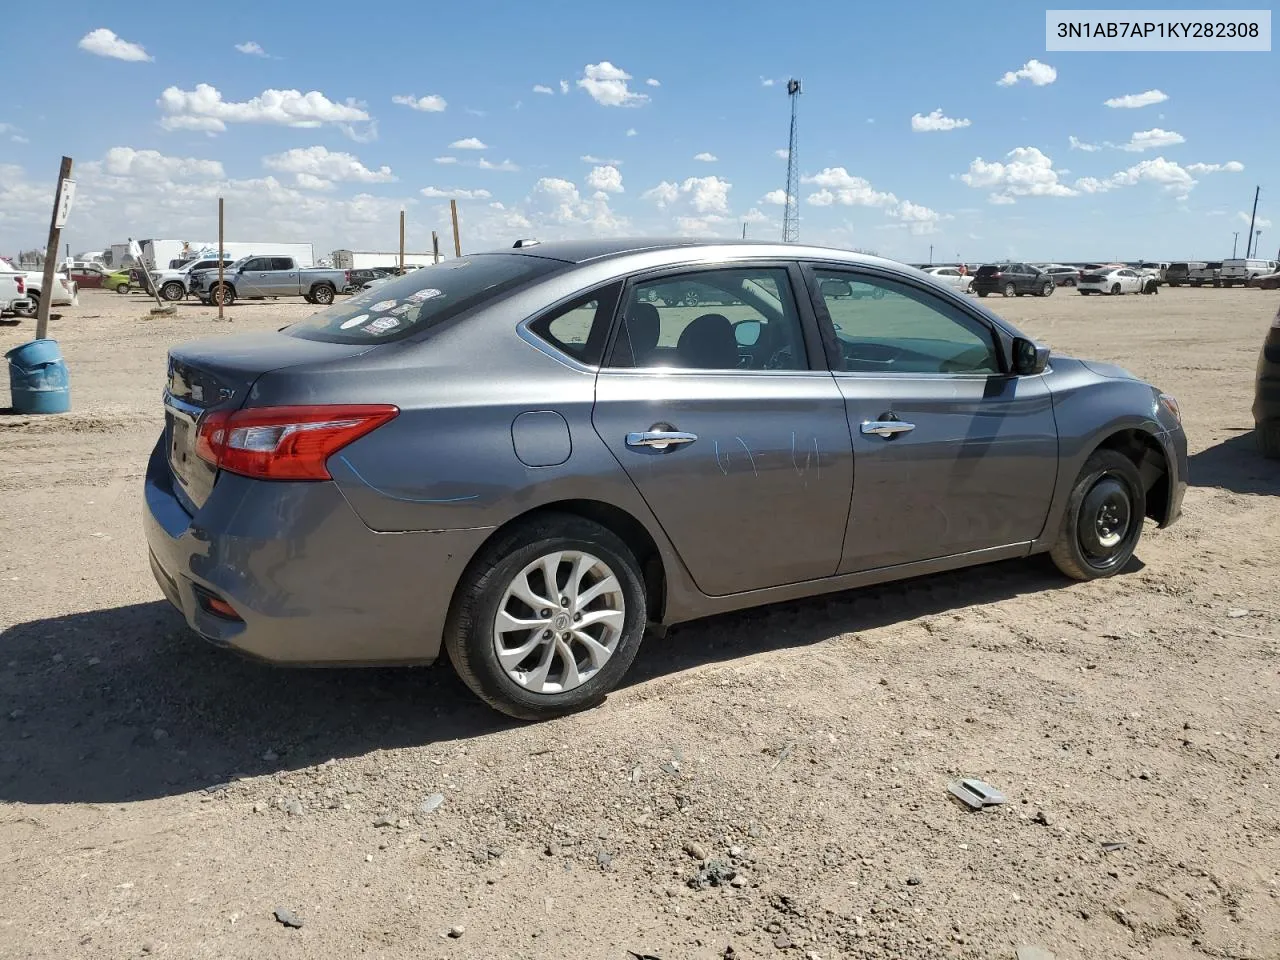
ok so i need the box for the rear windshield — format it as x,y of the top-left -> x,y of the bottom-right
976,265 -> 1003,276
285,254 -> 561,344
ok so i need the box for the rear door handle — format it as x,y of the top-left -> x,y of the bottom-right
860,420 -> 915,439
626,430 -> 698,450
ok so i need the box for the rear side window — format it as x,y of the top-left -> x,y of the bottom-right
271,257 -> 294,270
286,254 -> 562,344
527,284 -> 622,366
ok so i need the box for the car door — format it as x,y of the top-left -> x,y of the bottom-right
235,257 -> 273,297
269,257 -> 300,295
805,265 -> 1059,573
590,263 -> 854,597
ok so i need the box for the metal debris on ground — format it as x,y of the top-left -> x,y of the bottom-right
627,952 -> 663,960
1101,841 -> 1128,853
947,778 -> 1008,811
769,740 -> 796,772
659,759 -> 682,776
273,908 -> 304,929
418,793 -> 445,815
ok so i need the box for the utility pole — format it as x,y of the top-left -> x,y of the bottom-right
36,156 -> 74,341
1246,186 -> 1260,256
450,199 -> 462,257
398,209 -> 405,272
217,198 -> 225,322
929,244 -> 933,265
1233,232 -> 1239,257
431,230 -> 440,264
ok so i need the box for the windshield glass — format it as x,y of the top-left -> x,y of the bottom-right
285,254 -> 562,344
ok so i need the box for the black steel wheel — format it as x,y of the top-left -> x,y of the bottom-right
1049,449 -> 1146,580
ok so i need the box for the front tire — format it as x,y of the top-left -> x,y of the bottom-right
977,291 -> 988,298
1257,421 -> 1280,459
1040,282 -> 1054,297
1049,450 -> 1146,581
160,281 -> 186,302
444,514 -> 648,721
116,283 -> 130,295
1003,282 -> 1016,298
210,283 -> 235,307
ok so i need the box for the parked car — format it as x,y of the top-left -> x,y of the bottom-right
0,260 -> 33,316
13,269 -> 78,316
1078,267 -> 1144,295
65,263 -> 112,289
104,268 -> 134,294
1039,265 -> 1081,287
343,267 -> 398,293
1255,301 -> 1280,458
1138,262 -> 1170,284
1165,262 -> 1202,287
1220,258 -> 1279,287
921,265 -> 972,294
187,256 -> 350,307
1248,269 -> 1280,290
145,238 -> 1187,720
1188,262 -> 1223,287
151,257 -> 236,302
971,263 -> 1055,298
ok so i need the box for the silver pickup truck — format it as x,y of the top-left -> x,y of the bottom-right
188,255 -> 349,307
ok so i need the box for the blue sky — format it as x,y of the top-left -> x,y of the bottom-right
1,1 -> 1274,263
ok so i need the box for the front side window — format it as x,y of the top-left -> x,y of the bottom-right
287,253 -> 561,344
241,258 -> 270,271
813,269 -> 1000,376
607,267 -> 807,371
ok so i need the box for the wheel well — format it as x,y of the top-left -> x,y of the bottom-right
464,499 -> 667,622
1095,429 -> 1171,524
310,282 -> 334,291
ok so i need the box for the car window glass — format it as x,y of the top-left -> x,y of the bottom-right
271,257 -> 294,270
242,258 -> 269,271
607,267 -> 806,371
528,290 -> 619,365
814,270 -> 1000,376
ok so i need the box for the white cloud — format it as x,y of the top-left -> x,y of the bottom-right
392,94 -> 447,112
625,128 -> 637,137
295,173 -> 336,191
996,59 -> 1057,87
761,77 -> 776,87
581,154 -> 622,165
532,84 -> 555,95
99,146 -> 224,181
802,167 -> 899,208
158,83 -> 369,134
911,108 -> 971,132
434,156 -> 457,164
1075,157 -> 1196,194
1104,89 -> 1168,109
529,177 -> 627,233
1238,212 -> 1272,228
449,137 -> 488,150
640,177 -> 732,215
693,152 -> 718,162
420,187 -> 492,200
577,62 -> 649,107
959,147 -> 1076,199
78,28 -> 152,62
646,78 -> 661,87
585,164 -> 624,193
235,41 -> 271,57
742,208 -> 770,224
774,148 -> 789,160
477,158 -> 520,171
559,80 -> 570,94
1118,128 -> 1185,152
1069,135 -> 1101,152
641,181 -> 680,207
761,189 -> 789,205
1187,161 -> 1244,174
988,193 -> 1017,205
262,145 -> 396,183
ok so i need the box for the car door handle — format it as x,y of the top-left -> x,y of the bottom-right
860,420 -> 916,438
626,430 -> 698,450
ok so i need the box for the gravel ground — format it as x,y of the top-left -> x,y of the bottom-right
1,286 -> 1278,960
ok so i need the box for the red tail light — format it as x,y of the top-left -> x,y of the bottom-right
15,277 -> 23,294
196,404 -> 399,481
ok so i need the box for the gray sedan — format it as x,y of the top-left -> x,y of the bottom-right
145,239 -> 1187,719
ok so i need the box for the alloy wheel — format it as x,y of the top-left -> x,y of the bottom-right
492,550 -> 625,695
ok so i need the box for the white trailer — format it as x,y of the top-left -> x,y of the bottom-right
331,249 -> 440,270
130,239 -> 316,270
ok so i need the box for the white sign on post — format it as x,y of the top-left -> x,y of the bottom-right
54,178 -> 77,228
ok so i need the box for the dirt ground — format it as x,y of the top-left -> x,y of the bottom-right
1,284 -> 1278,960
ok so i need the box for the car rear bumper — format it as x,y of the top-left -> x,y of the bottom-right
143,435 -> 494,665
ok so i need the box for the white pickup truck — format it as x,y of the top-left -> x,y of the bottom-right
187,255 -> 349,307
1220,258 -> 1279,287
0,260 -> 33,316
150,256 -> 236,302
0,262 -> 75,317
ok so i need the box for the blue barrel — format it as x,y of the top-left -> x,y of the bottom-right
6,339 -> 71,414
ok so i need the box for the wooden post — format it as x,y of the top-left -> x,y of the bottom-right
36,156 -> 73,341
450,199 -> 462,257
399,209 -> 405,272
431,231 -> 440,263
217,197 -> 225,321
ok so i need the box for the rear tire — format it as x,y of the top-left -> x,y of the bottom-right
1049,450 -> 1145,581
310,284 -> 335,305
977,291 -> 988,298
444,514 -> 648,721
1111,283 -> 1122,295
1257,421 -> 1280,460
1003,282 -> 1016,298
1079,290 -> 1091,295
115,283 -> 130,295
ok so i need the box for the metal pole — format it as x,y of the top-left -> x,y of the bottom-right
217,198 -> 225,321
36,156 -> 73,341
1233,232 -> 1239,257
399,210 -> 405,272
450,199 -> 462,257
1246,186 -> 1260,257
432,230 -> 440,264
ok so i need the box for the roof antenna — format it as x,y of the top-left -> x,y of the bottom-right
512,238 -> 541,248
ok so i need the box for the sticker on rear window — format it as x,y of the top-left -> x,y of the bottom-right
370,299 -> 398,313
339,314 -> 370,330
390,304 -> 414,316
366,316 -> 401,335
407,288 -> 442,303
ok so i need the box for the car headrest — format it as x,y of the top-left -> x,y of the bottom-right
676,313 -> 738,369
614,301 -> 661,365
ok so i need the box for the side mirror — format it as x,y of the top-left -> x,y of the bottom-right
820,279 -> 853,300
733,319 -> 762,347
1012,337 -> 1050,375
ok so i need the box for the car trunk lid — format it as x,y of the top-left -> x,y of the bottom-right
164,332 -> 374,512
